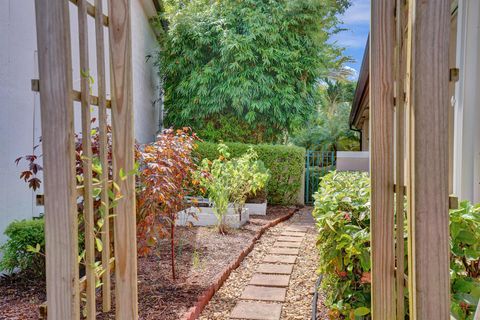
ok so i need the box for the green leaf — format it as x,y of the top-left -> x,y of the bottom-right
92,188 -> 102,198
354,307 -> 370,316
119,168 -> 126,181
456,230 -> 476,244
95,238 -> 103,252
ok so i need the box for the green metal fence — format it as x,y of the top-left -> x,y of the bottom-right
305,151 -> 336,204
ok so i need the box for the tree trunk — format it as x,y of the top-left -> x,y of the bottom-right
170,222 -> 176,280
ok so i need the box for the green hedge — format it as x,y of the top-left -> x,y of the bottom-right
195,142 -> 305,205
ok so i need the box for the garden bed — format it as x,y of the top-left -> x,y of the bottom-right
0,206 -> 295,320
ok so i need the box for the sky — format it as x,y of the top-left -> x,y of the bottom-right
332,0 -> 371,79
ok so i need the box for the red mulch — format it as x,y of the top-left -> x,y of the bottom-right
0,206 -> 297,320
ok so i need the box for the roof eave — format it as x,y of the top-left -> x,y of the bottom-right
350,36 -> 370,129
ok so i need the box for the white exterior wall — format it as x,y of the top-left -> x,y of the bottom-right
453,0 -> 480,203
0,2 -> 39,245
0,0 -> 160,245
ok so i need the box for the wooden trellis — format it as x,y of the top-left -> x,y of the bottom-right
371,0 -> 451,319
34,0 -> 138,319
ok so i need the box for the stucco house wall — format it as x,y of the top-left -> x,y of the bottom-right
0,0 -> 161,245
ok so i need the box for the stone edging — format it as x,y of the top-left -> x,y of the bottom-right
180,207 -> 301,320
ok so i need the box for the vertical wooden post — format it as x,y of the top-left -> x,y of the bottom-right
78,1 -> 97,318
370,0 -> 396,318
407,0 -> 451,318
94,0 -> 112,312
394,0 -> 406,319
108,1 -> 139,319
34,1 -> 80,319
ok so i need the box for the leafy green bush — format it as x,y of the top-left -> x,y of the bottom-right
195,144 -> 269,232
0,218 -> 45,277
314,172 -> 480,320
450,201 -> 480,320
312,171 -> 371,318
195,142 -> 305,205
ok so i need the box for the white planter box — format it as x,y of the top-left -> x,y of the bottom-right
176,205 -> 249,228
245,202 -> 267,215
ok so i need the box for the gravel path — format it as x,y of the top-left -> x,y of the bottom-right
199,207 -> 329,319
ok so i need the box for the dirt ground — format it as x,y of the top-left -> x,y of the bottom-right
0,206 -> 296,320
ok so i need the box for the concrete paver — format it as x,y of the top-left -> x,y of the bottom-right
240,286 -> 287,302
262,254 -> 297,264
249,274 -> 291,287
230,301 -> 282,320
256,263 -> 294,275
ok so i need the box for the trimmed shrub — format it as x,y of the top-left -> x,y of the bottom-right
0,218 -> 45,277
195,142 -> 305,205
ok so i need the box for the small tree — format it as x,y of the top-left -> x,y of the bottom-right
136,128 -> 198,280
196,145 -> 269,233
227,148 -> 269,218
195,144 -> 232,234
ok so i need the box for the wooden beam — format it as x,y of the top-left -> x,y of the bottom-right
395,0 -> 407,319
94,0 -> 112,312
370,0 -> 396,319
32,81 -> 112,108
108,0 -> 139,318
69,0 -> 109,26
77,0 -> 96,318
34,1 -> 80,319
407,0 -> 451,318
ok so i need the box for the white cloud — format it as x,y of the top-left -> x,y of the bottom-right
344,66 -> 359,79
333,31 -> 367,49
340,0 -> 371,25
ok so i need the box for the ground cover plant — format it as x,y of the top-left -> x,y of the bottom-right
313,171 -> 480,320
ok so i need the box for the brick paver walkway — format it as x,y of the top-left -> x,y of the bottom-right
229,210 -> 315,320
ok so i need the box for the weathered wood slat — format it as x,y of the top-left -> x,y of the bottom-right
406,0 -> 451,318
370,0 -> 396,319
77,0 -> 96,318
38,259 -> 115,320
94,0 -> 112,311
31,80 -> 112,108
69,0 -> 109,26
394,0 -> 407,318
34,1 -> 80,319
108,0 -> 139,318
